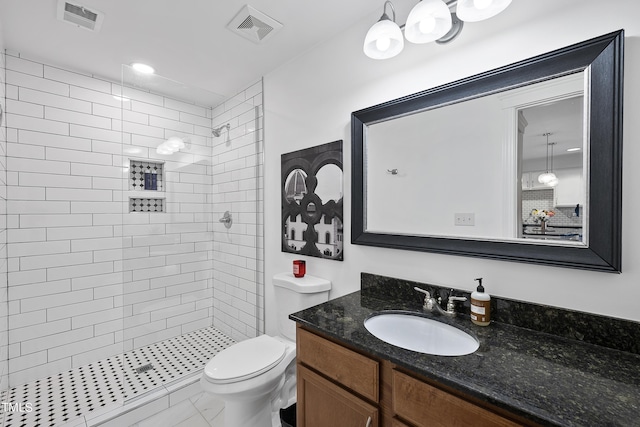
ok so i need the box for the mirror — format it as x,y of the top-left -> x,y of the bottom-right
351,31 -> 623,272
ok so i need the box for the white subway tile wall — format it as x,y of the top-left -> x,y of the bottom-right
3,51 -> 264,386
1,43 -> 10,396
211,81 -> 264,340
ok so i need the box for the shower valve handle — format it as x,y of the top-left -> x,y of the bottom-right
219,211 -> 232,229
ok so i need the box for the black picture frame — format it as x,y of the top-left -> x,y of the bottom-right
282,140 -> 344,260
351,30 -> 623,272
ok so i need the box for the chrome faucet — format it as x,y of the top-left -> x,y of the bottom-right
414,287 -> 466,316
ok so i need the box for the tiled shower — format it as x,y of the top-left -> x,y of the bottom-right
0,49 -> 264,425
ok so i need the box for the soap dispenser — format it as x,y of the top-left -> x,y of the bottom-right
470,277 -> 491,326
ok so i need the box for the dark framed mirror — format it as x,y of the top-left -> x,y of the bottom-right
351,30 -> 623,272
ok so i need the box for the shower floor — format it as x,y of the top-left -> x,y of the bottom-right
1,326 -> 234,427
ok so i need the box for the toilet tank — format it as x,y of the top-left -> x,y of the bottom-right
273,272 -> 331,341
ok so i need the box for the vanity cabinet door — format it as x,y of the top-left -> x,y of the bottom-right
297,327 -> 379,402
392,370 -> 521,427
297,364 -> 379,427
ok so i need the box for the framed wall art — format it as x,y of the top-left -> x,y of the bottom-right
281,140 -> 344,260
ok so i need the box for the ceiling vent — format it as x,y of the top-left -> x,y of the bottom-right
57,0 -> 104,32
227,5 -> 283,44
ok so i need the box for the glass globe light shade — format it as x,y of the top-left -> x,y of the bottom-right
405,0 -> 453,44
456,0 -> 512,22
546,177 -> 559,187
537,171 -> 557,184
364,18 -> 404,59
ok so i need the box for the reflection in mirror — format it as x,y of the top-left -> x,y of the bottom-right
519,96 -> 585,243
365,72 -> 587,246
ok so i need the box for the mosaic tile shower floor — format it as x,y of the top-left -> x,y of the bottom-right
1,327 -> 234,427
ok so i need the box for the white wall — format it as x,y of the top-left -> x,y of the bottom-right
263,0 -> 640,335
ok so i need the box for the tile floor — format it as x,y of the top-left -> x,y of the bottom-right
1,327 -> 234,427
132,390 -> 225,427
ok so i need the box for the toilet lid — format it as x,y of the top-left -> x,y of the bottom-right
204,335 -> 286,384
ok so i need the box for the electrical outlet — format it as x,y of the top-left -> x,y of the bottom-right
454,213 -> 475,226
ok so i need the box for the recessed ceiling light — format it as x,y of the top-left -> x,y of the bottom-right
131,62 -> 155,74
567,147 -> 581,152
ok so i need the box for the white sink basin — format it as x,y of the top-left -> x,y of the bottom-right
364,312 -> 479,356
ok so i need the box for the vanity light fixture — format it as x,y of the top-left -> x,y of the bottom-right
456,0 -> 512,22
363,1 -> 405,59
364,0 -> 512,59
537,133 -> 559,187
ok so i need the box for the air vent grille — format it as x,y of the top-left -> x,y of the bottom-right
227,5 -> 283,44
237,15 -> 274,41
57,0 -> 104,32
65,3 -> 97,22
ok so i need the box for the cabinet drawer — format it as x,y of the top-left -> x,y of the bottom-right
392,370 -> 521,427
297,327 -> 379,402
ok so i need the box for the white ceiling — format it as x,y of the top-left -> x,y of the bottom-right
0,0 -> 383,104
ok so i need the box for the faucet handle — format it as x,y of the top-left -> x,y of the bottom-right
413,287 -> 431,309
446,294 -> 467,314
414,287 -> 430,298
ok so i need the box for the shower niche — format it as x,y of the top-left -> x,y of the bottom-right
128,159 -> 165,213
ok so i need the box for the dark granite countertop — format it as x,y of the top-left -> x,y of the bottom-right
290,276 -> 640,427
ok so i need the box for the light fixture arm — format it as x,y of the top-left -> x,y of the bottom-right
380,0 -> 397,23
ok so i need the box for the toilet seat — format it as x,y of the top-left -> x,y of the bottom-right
204,335 -> 286,384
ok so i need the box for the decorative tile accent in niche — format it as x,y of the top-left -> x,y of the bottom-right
129,198 -> 164,213
129,160 -> 164,191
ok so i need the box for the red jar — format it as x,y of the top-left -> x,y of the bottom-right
293,260 -> 306,278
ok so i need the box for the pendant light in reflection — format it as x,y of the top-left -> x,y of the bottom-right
537,133 -> 558,187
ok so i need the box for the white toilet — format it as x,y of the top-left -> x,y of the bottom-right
200,272 -> 331,427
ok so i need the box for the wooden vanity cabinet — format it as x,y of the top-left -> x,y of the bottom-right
297,365 -> 378,427
296,325 -> 535,427
392,370 -> 521,427
297,326 -> 379,427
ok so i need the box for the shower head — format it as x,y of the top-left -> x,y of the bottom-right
212,124 -> 230,137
